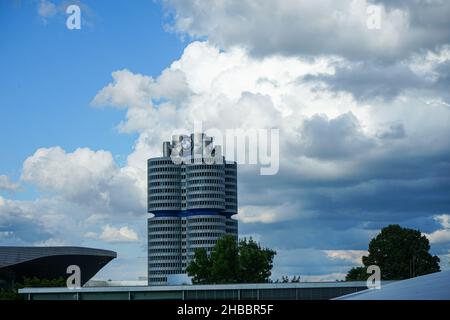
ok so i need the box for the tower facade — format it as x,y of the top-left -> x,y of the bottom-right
147,133 -> 238,285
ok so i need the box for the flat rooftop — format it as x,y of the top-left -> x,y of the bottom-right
19,281 -> 393,300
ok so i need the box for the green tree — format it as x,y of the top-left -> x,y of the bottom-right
210,235 -> 239,284
0,276 -> 66,300
345,266 -> 368,281
186,249 -> 213,284
238,238 -> 276,283
275,275 -> 301,283
18,276 -> 66,288
187,235 -> 276,284
346,224 -> 440,281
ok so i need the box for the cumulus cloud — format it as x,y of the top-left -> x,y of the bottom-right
162,0 -> 450,61
425,214 -> 450,244
89,42 -> 449,269
435,214 -> 450,229
91,70 -> 154,110
3,38 -> 442,279
88,224 -> 139,243
21,146 -> 145,215
6,0 -> 450,279
426,229 -> 450,244
91,68 -> 191,134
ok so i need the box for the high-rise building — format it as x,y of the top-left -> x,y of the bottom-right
147,133 -> 238,285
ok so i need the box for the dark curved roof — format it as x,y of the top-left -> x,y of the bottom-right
0,246 -> 116,286
0,246 -> 116,268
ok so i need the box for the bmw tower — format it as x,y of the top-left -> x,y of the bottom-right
147,133 -> 238,285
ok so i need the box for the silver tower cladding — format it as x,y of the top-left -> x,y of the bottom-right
147,133 -> 238,285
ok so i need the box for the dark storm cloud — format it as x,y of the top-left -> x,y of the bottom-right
377,123 -> 406,139
298,112 -> 375,159
240,218 -> 375,251
240,139 -> 450,212
239,173 -> 449,255
304,61 -> 428,101
435,60 -> 450,101
236,113 -> 450,255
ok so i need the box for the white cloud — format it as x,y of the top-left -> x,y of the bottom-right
91,69 -> 154,110
88,42 -> 450,243
4,1 -> 450,281
92,224 -> 139,243
21,146 -> 145,215
92,41 -> 450,192
91,68 -> 190,110
38,0 -> 57,20
0,175 -> 20,192
323,250 -> 368,265
84,231 -> 97,239
4,38 -> 443,279
152,69 -> 192,102
1,147 -> 146,249
425,214 -> 450,244
426,229 -> 450,244
434,214 -> 450,229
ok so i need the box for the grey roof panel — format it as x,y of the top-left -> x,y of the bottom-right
335,270 -> 450,300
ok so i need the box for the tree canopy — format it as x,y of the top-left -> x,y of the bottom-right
0,276 -> 66,300
346,224 -> 440,281
187,235 -> 276,284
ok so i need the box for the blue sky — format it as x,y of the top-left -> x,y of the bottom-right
0,0 -> 449,281
0,0 -> 184,181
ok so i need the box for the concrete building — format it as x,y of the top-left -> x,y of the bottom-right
147,133 -> 238,285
